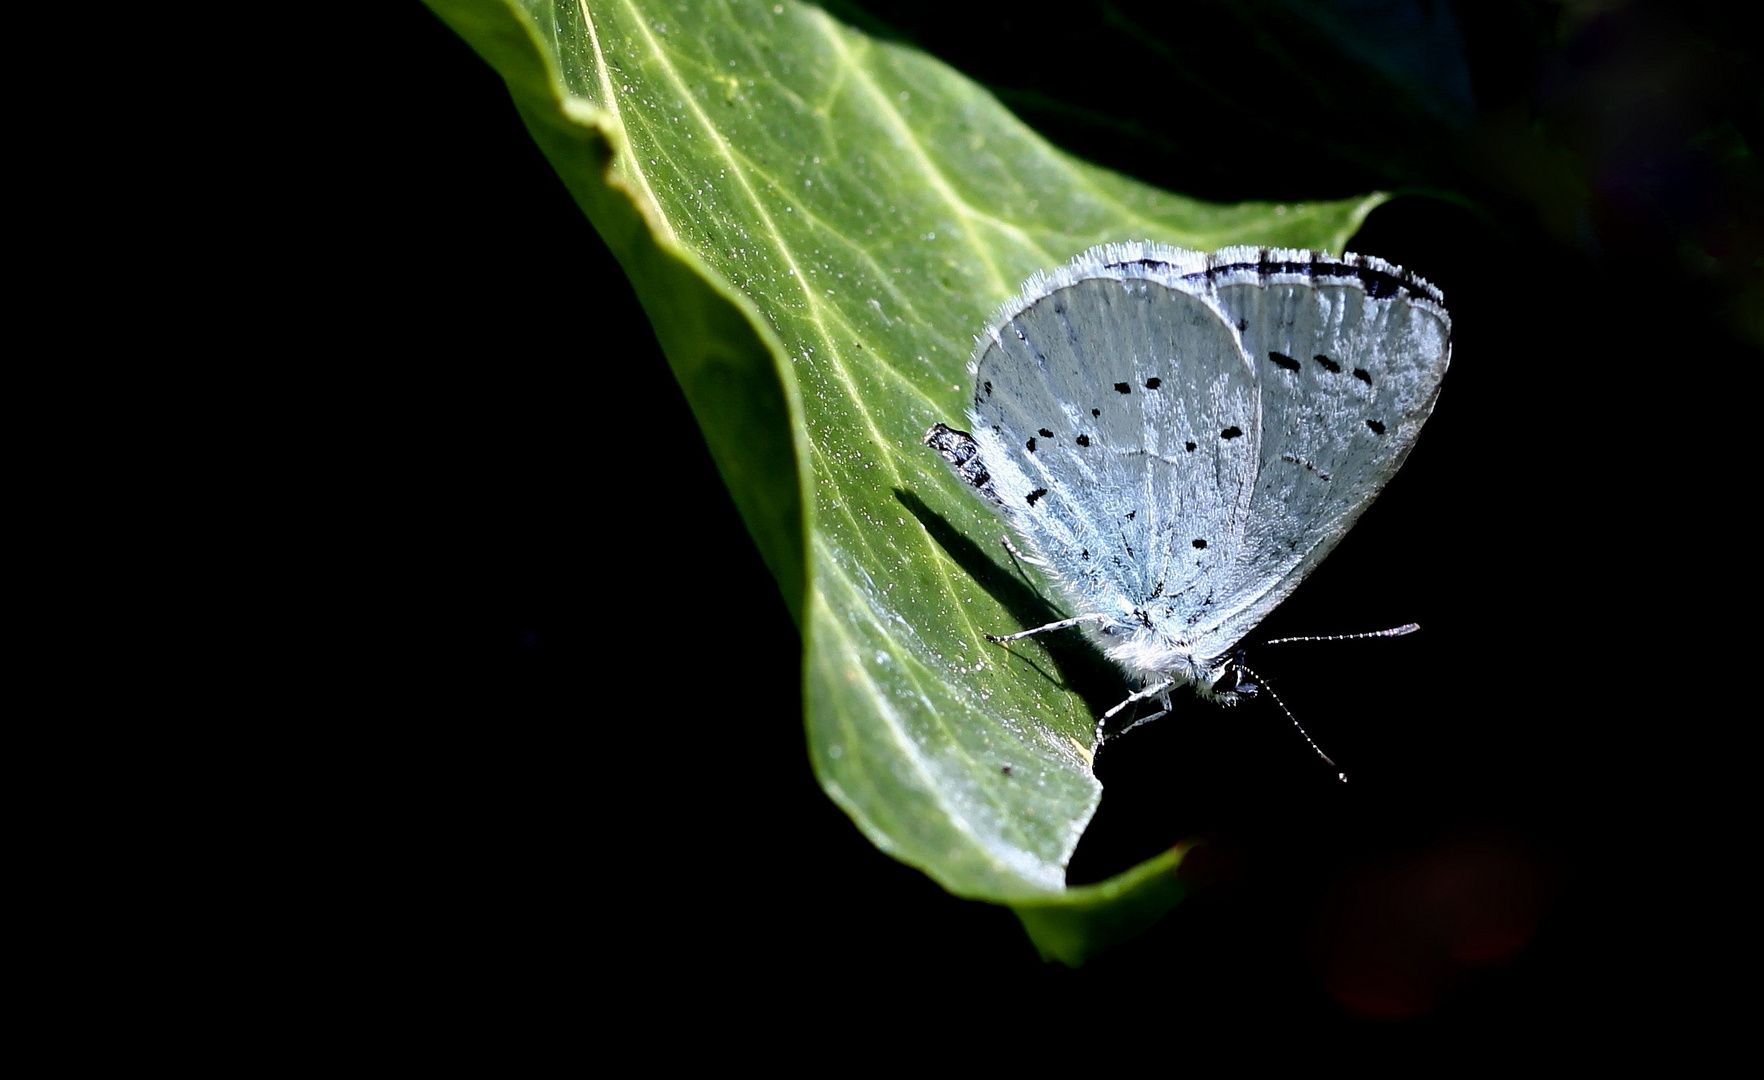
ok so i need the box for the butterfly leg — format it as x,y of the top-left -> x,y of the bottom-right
1100,679 -> 1175,722
1115,708 -> 1170,737
986,612 -> 1109,644
998,534 -> 1049,568
1094,680 -> 1176,745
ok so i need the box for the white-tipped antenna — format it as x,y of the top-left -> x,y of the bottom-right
1263,623 -> 1420,646
1234,660 -> 1346,783
1248,624 -> 1420,782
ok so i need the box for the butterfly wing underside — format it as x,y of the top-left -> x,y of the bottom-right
962,244 -> 1450,666
1204,260 -> 1450,650
969,274 -> 1257,661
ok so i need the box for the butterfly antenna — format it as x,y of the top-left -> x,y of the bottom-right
1262,622 -> 1419,646
1236,660 -> 1346,783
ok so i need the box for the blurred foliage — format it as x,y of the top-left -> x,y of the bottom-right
829,0 -> 1762,345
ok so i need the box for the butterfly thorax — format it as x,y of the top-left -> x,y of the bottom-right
1095,626 -> 1234,698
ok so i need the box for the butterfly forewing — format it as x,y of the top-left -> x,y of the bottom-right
971,272 -> 1261,644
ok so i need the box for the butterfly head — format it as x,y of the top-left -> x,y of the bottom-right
1204,651 -> 1259,705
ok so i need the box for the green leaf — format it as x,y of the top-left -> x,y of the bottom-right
425,0 -> 1384,956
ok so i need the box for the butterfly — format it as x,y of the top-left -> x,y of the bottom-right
927,242 -> 1451,740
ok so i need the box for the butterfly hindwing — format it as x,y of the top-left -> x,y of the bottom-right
1200,257 -> 1450,649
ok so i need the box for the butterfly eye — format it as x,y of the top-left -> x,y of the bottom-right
1212,661 -> 1258,698
1213,670 -> 1255,695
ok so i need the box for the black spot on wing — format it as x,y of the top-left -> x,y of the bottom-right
1269,351 -> 1300,372
1038,428 -> 1053,438
1366,419 -> 1386,435
1354,368 -> 1372,385
1220,426 -> 1243,440
1314,354 -> 1341,373
1280,452 -> 1333,481
1026,488 -> 1048,506
1075,434 -> 1090,447
1114,382 -> 1132,394
1144,377 -> 1161,390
